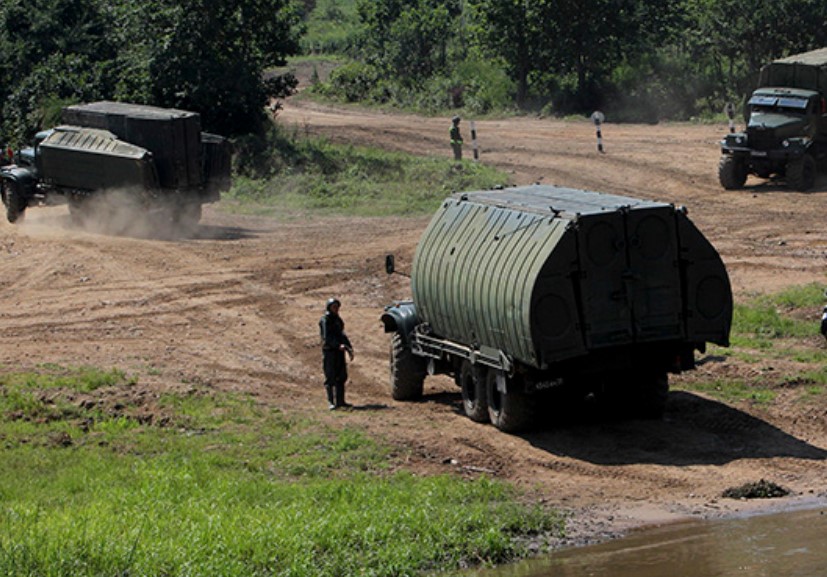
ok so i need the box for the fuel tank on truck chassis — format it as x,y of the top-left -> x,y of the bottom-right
62,101 -> 202,191
410,185 -> 732,373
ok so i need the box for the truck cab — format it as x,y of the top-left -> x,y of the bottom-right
720,87 -> 825,191
719,47 -> 827,192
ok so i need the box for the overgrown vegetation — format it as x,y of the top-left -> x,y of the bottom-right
675,283 -> 827,405
0,366 -> 564,577
226,123 -> 509,217
5,0 -> 827,147
305,0 -> 827,121
0,0 -> 302,143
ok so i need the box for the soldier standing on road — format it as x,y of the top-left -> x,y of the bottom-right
450,116 -> 464,161
319,298 -> 354,410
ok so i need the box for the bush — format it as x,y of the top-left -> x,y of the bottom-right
324,61 -> 381,102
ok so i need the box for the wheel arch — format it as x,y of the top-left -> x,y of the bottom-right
381,301 -> 419,343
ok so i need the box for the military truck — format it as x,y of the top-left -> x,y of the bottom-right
719,47 -> 827,191
0,101 -> 231,226
382,185 -> 732,432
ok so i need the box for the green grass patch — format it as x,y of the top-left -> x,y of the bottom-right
729,283 -> 825,351
684,378 -> 777,405
227,125 -> 509,218
679,284 -> 827,405
0,366 -> 563,576
732,283 -> 824,343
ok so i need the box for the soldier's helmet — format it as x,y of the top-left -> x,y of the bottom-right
326,298 -> 341,311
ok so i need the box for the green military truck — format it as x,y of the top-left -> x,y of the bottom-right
719,47 -> 827,191
382,185 -> 732,432
0,101 -> 231,227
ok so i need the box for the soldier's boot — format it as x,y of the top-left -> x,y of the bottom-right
335,383 -> 351,408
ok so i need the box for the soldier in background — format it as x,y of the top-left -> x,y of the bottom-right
319,298 -> 354,410
450,116 -> 464,161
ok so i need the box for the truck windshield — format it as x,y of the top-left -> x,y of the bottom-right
749,94 -> 809,115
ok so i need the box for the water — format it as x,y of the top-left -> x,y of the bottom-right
467,507 -> 827,577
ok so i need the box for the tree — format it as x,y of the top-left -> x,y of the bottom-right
0,0 -> 117,143
355,0 -> 459,87
0,0 -> 303,142
114,0 -> 303,136
687,0 -> 827,99
466,0 -> 550,105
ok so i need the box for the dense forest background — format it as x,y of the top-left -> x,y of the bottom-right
2,0 -> 827,146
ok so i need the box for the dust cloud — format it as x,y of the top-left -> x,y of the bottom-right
17,188 -> 200,240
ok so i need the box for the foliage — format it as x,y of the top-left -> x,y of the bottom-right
0,367 -> 564,576
305,0 -> 827,121
301,0 -> 360,54
0,0 -> 303,144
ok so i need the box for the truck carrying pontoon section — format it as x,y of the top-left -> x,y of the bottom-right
382,185 -> 732,432
1,101 -> 231,228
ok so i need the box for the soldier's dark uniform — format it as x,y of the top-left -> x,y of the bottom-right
450,116 -> 463,161
319,298 -> 353,409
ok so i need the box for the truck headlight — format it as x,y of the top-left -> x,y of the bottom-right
782,140 -> 790,147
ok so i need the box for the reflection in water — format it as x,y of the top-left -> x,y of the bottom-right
466,507 -> 827,577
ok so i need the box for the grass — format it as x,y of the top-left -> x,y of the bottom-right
226,128 -> 509,219
0,366 -> 564,577
675,283 -> 827,406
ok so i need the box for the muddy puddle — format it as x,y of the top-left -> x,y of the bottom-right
463,505 -> 827,577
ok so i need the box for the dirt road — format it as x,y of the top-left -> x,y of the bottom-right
2,94 -> 826,546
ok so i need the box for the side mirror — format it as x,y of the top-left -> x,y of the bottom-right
385,254 -> 395,275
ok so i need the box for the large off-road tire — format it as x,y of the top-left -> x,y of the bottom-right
630,371 -> 669,419
68,195 -> 90,227
786,154 -> 816,191
460,361 -> 489,423
173,201 -> 202,228
718,155 -> 748,190
486,370 -> 533,433
602,370 -> 668,420
389,333 -> 427,401
2,180 -> 25,223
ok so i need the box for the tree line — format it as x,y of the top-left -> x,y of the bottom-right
2,0 -> 827,148
0,0 -> 301,145
316,0 -> 827,121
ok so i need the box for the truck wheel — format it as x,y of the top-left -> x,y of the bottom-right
389,333 -> 427,401
174,202 -> 202,228
718,155 -> 747,190
68,196 -> 90,227
460,361 -> 489,423
627,372 -> 669,419
637,372 -> 669,419
787,155 -> 816,191
486,370 -> 533,433
2,180 -> 25,223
